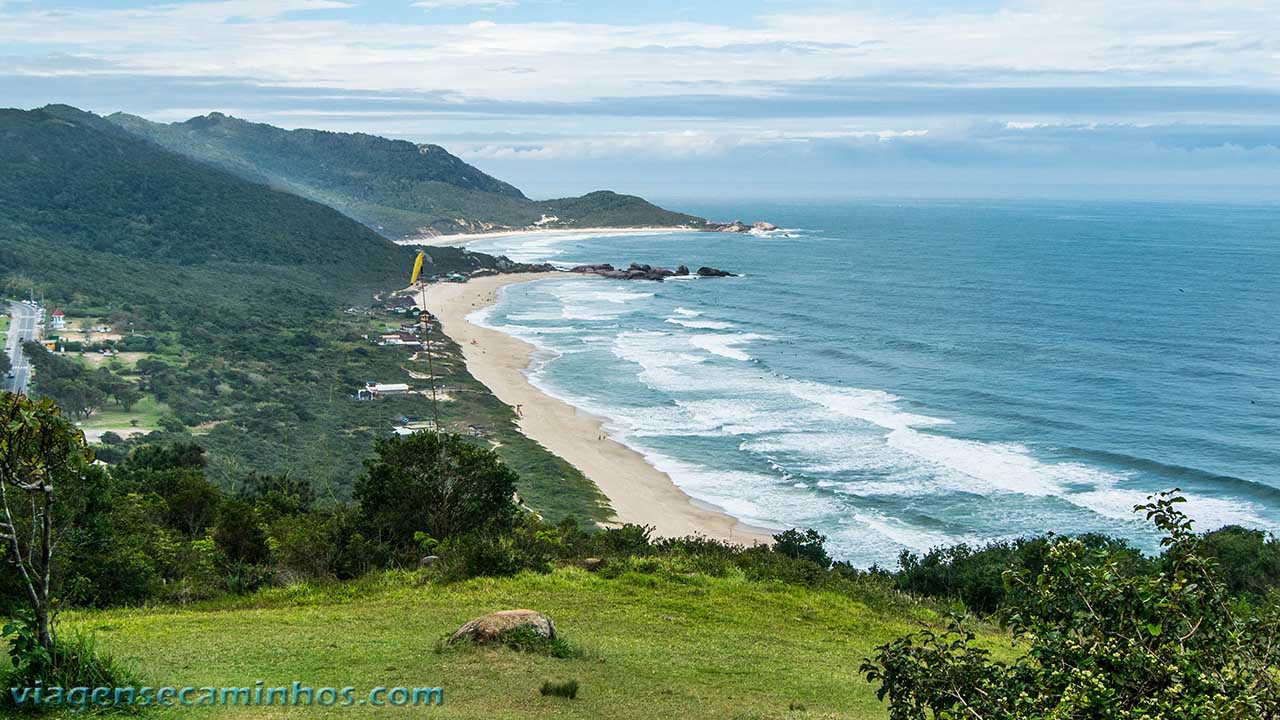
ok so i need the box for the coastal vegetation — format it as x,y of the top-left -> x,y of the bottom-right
107,111 -> 707,239
0,392 -> 1276,715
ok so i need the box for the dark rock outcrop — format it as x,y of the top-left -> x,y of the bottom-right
496,255 -> 557,274
571,262 -> 734,281
704,219 -> 776,233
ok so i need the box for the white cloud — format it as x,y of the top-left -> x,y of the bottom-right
413,0 -> 515,8
0,0 -> 1274,104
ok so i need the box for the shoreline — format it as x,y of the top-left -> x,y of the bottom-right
424,272 -> 774,546
398,226 -> 695,248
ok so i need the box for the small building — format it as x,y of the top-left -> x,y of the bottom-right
378,332 -> 423,348
357,381 -> 411,400
50,309 -> 66,331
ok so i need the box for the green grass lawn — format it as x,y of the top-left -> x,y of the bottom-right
78,395 -> 170,433
55,568 -> 995,719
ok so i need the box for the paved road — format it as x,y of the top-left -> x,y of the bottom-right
4,301 -> 40,394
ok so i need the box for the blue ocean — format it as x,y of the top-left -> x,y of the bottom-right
467,200 -> 1280,566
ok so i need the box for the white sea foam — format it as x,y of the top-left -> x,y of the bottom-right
672,307 -> 701,317
666,318 -> 737,330
508,311 -> 564,322
548,285 -> 656,321
853,512 -> 974,554
688,333 -> 771,361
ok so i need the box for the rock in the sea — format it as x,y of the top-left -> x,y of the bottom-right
696,266 -> 737,278
703,219 -> 775,233
574,262 -> 680,282
496,255 -> 558,274
448,609 -> 557,645
676,265 -> 690,276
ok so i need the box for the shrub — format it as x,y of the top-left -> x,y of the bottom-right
213,499 -> 270,566
355,432 -> 519,553
1,617 -> 139,713
592,524 -> 654,558
772,528 -> 832,568
863,492 -> 1280,719
894,532 -> 1149,614
437,533 -> 523,581
738,545 -> 828,586
496,626 -> 581,659
540,679 -> 580,699
1199,525 -> 1280,601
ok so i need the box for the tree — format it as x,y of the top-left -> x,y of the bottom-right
0,393 -> 94,650
773,528 -> 832,568
0,349 -> 10,377
113,442 -> 220,537
213,498 -> 269,566
863,491 -> 1280,719
1199,525 -> 1280,601
354,432 -> 518,549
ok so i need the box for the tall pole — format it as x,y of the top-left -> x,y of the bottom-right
420,281 -> 441,434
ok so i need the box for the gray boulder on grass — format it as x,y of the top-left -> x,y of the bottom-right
448,609 -> 557,645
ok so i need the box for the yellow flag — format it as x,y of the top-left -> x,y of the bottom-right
409,251 -> 426,285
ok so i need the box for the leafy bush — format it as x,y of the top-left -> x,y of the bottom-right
591,524 -> 655,558
1199,525 -> 1280,601
1,617 -> 139,714
354,432 -> 519,554
894,532 -> 1150,614
772,528 -> 832,568
213,498 -> 270,566
863,492 -> 1280,719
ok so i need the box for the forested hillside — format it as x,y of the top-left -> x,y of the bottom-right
0,105 -> 601,513
108,111 -> 707,238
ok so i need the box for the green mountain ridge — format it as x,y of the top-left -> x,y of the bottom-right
0,104 -> 592,505
107,111 -> 708,239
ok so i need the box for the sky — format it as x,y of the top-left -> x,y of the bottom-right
2,0 -> 1279,202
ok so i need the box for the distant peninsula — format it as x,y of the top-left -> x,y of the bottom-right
108,111 -> 711,240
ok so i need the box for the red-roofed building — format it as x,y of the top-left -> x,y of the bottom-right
50,309 -> 66,331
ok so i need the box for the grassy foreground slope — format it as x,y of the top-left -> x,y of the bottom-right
63,568 -> 982,719
108,111 -> 708,239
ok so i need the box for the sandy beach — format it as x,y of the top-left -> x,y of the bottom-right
398,226 -> 694,248
425,272 -> 773,545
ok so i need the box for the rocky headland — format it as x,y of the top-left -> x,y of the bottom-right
704,220 -> 777,233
